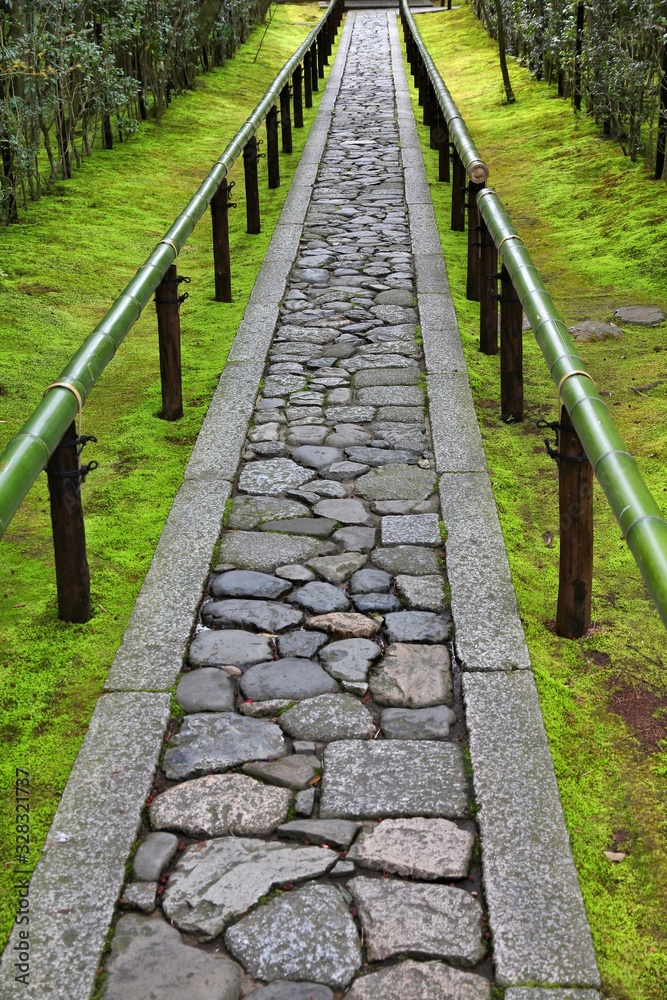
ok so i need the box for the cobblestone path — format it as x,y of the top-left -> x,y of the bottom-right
54,11 -> 600,1000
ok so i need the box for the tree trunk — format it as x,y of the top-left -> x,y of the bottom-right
492,0 -> 516,103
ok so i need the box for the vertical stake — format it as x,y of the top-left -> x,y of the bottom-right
244,136 -> 261,233
304,53 -> 313,108
429,87 -> 438,149
293,66 -> 304,128
155,263 -> 184,421
466,180 -> 483,301
317,33 -> 325,78
437,111 -> 450,182
46,422 -> 92,624
280,84 -> 292,154
211,179 -> 233,303
311,41 -> 319,92
479,219 -> 498,354
556,405 -> 593,639
500,264 -> 523,422
266,105 -> 280,189
451,147 -> 466,231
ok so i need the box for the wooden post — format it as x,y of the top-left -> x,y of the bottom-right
451,147 -> 466,231
479,219 -> 498,354
46,422 -> 92,624
317,34 -> 325,79
266,105 -> 280,189
210,179 -> 233,303
500,264 -> 523,422
280,84 -> 292,154
573,0 -> 584,111
244,136 -> 261,233
556,405 -> 593,638
311,41 -> 319,92
429,87 -> 438,149
417,60 -> 426,109
155,263 -> 184,421
466,180 -> 484,301
437,111 -> 450,182
304,53 -> 313,108
293,66 -> 304,128
656,40 -> 667,180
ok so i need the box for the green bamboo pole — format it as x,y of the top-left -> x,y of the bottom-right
477,187 -> 667,627
400,0 -> 488,184
0,0 -> 343,537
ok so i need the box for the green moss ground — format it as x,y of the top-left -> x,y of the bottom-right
408,8 -> 667,998
0,1 -> 337,947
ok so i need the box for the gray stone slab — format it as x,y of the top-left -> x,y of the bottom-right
343,961 -> 491,1000
242,754 -> 320,790
370,642 -> 453,708
356,464 -> 435,501
320,740 -> 468,819
105,480 -> 230,691
357,385 -> 423,406
218,531 -> 326,573
418,293 -> 468,374
101,914 -> 240,1000
348,878 -> 485,965
238,458 -> 315,495
348,816 -> 473,879
381,513 -> 441,546
211,569 -> 292,600
305,612 -> 381,639
395,573 -> 446,611
240,658 -> 339,701
505,993 -> 601,1000
176,668 -> 236,712
463,671 -> 601,986
133,832 -> 179,882
312,498 -> 374,525
278,630 -> 328,659
201,598 -> 303,632
278,693 -> 376,741
163,837 -> 338,940
384,610 -> 451,644
120,882 -> 157,913
162,713 -> 286,780
353,365 -> 420,387
439,472 -> 531,671
247,983 -> 333,1000
227,302 -> 280,361
427,374 -> 487,473
0,693 -> 170,1000
371,544 -> 440,575
189,629 -> 273,670
381,704 -> 456,739
151,774 -> 292,836
278,819 -> 361,849
225,883 -> 362,989
319,637 -> 380,683
291,581 -> 351,614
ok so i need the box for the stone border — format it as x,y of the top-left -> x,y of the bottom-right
0,18 -> 355,1000
387,13 -> 601,990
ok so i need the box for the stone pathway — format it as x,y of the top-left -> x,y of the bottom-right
101,13 -> 491,999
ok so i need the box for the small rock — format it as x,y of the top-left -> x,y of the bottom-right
240,699 -> 293,717
319,638 -> 380,683
381,513 -> 441,546
394,574 -> 446,611
293,740 -> 317,754
371,545 -> 440,576
246,983 -> 333,1000
342,960 -> 491,1000
381,705 -> 456,739
370,643 -> 453,708
189,629 -> 273,670
325,460 -> 370,480
306,613 -> 381,639
162,714 -> 286,780
218,532 -> 325,574
332,526 -> 376,552
295,788 -> 316,816
211,570 -> 292,600
312,499 -> 374,525
352,592 -> 402,614
291,581 -> 350,614
238,458 -> 315,496
121,882 -> 156,914
291,445 -> 344,470
260,517 -> 337,537
133,832 -> 179,882
275,564 -> 316,583
568,320 -> 623,343
306,552 -> 368,583
240,658 -> 339,702
279,693 -> 376,741
350,568 -> 392,594
331,860 -> 356,877
175,668 -> 236,713
201,599 -> 304,633
308,479 -> 348,498
242,755 -> 320,790
278,818 -> 361,849
229,497 -> 309,530
613,305 -> 665,326
356,464 -> 436,501
348,817 -> 474,880
278,630 -> 328,658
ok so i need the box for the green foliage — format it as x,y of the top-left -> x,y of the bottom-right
410,9 -> 667,998
0,0 -> 328,948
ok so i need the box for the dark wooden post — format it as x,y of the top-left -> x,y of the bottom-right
479,219 -> 498,354
155,263 -> 184,421
573,0 -> 584,111
280,84 -> 292,154
266,105 -> 280,189
244,137 -> 261,233
317,34 -> 325,79
451,147 -> 466,231
423,76 -> 432,127
46,422 -> 92,623
466,180 -> 484,301
429,87 -> 438,149
437,111 -> 450,182
556,405 -> 593,638
304,53 -> 313,108
311,41 -> 319,92
210,179 -> 234,303
417,60 -> 426,109
293,66 -> 304,128
500,264 -> 523,422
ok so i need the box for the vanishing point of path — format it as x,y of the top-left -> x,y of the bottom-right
1,11 -> 602,1000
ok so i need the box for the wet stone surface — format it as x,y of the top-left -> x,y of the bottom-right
103,12 -> 494,998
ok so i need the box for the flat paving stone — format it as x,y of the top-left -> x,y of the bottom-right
306,552 -> 368,582
278,630 -> 329,658
320,741 -> 468,819
133,832 -> 179,882
295,788 -> 315,816
189,630 -> 273,670
150,773 -> 291,837
357,385 -> 423,406
395,573 -> 446,611
325,460 -> 371,480
325,405 -> 375,423
176,668 -> 236,713
505,993 -> 601,1000
240,698 -> 293,717
370,643 -> 453,708
309,478 -> 349,497
291,445 -> 345,469
312,498 -> 374,524
278,693 -> 376,741
242,754 -> 320,790
371,544 -> 440,575
384,611 -> 451,644
278,818 -> 361,849
348,817 -> 474,879
101,914 -> 241,1000
352,591 -> 402,613
260,517 -> 338,537
121,882 -> 156,913
343,960 -> 491,1000
240,658 -> 339,701
246,983 -> 334,1000
332,526 -> 376,552
325,425 -> 373,448
201,599 -> 304,633
613,304 -> 665,326
218,532 -> 325,573
225,883 -> 362,989
381,705 -> 456,739
228,497 -> 310,530
163,837 -> 338,940
356,464 -> 435,501
346,446 -> 418,467
211,570 -> 292,600
319,638 -> 381,683
162,714 -> 287,780
306,612 -> 381,639
238,459 -> 315,495
291,581 -> 351,614
350,567 -> 392,593
353,365 -> 420,387
382,513 -> 441,546
275,564 -> 316,582
348,878 -> 485,966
